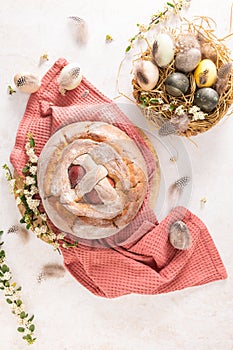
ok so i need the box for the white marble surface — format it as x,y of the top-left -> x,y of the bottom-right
0,0 -> 233,349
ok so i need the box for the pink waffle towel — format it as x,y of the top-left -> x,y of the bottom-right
10,58 -> 227,298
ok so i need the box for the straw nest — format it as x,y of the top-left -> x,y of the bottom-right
132,17 -> 233,137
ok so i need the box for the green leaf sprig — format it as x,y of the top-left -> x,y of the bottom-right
0,230 -> 36,345
8,85 -> 16,95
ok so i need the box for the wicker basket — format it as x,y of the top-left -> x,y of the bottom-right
132,17 -> 233,137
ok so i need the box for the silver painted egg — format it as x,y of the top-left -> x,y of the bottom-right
175,48 -> 201,73
165,72 -> 189,97
194,88 -> 219,112
169,221 -> 192,250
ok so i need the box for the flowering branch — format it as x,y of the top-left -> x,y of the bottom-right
0,230 -> 36,345
125,0 -> 191,52
3,133 -> 78,251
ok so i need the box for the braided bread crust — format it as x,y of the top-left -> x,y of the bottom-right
37,121 -> 148,239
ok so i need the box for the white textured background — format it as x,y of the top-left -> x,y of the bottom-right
0,0 -> 233,349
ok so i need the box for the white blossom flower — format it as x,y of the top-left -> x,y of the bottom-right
24,185 -> 38,197
138,24 -> 147,32
191,112 -> 206,121
16,305 -> 25,315
52,242 -> 60,250
27,197 -> 40,211
29,166 -> 37,175
16,197 -> 21,205
26,147 -> 34,157
56,233 -> 66,240
180,0 -> 191,7
48,232 -> 56,240
40,225 -> 48,234
10,291 -> 21,301
5,286 -> 14,295
3,272 -> 12,281
10,303 -> 17,313
30,185 -> 38,195
34,225 -> 48,236
0,257 -> 5,264
162,104 -> 171,111
25,176 -> 36,186
11,303 -> 25,314
29,154 -> 38,163
62,243 -> 71,249
189,105 -> 200,114
34,227 -> 41,236
189,105 -> 207,121
25,145 -> 38,163
8,179 -> 16,193
17,317 -> 27,326
16,189 -> 22,194
175,105 -> 186,116
25,142 -> 31,152
40,213 -> 47,221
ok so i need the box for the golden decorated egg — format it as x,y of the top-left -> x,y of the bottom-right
194,59 -> 217,88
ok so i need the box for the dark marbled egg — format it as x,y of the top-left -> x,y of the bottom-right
165,72 -> 189,97
194,88 -> 219,112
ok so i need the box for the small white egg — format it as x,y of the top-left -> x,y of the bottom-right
134,60 -> 159,91
58,63 -> 83,95
152,33 -> 175,68
14,74 -> 41,94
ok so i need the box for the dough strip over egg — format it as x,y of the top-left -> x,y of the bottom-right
37,122 -> 149,239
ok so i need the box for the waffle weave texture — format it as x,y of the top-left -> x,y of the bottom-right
10,58 -> 227,298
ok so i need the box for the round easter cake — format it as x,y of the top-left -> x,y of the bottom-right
37,121 -> 159,239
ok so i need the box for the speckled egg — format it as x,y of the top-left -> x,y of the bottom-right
176,33 -> 200,52
175,48 -> 201,73
165,72 -> 189,97
134,60 -> 159,91
194,59 -> 217,88
194,88 -> 219,112
58,63 -> 83,95
152,33 -> 175,68
14,73 -> 41,93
